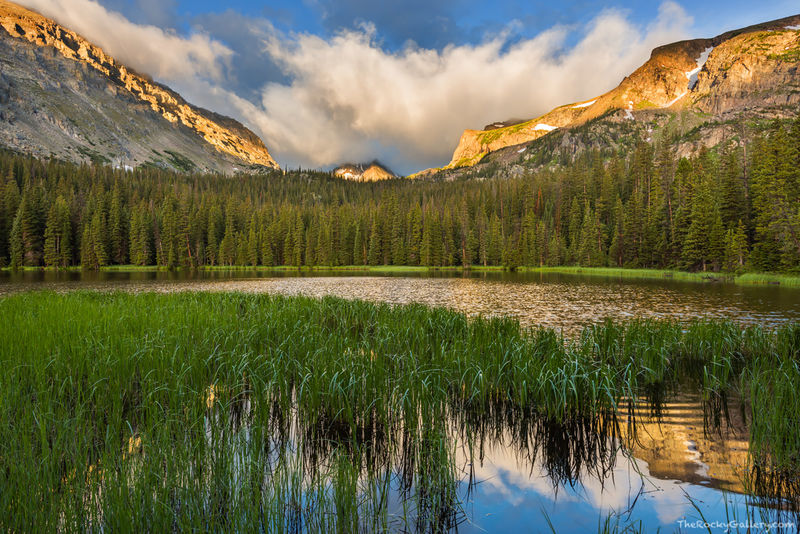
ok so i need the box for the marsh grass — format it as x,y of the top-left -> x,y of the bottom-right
736,272 -> 800,287
0,291 -> 798,531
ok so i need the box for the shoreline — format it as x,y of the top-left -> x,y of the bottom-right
1,264 -> 798,287
3,265 -> 799,288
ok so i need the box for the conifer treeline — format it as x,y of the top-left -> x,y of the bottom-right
0,120 -> 798,273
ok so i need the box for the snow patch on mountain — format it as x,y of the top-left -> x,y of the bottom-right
686,47 -> 714,89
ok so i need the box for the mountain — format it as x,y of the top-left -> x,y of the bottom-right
431,14 -> 800,174
332,162 -> 396,182
0,0 -> 279,173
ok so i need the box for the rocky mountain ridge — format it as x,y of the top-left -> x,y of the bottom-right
333,162 -> 396,182
432,14 -> 800,174
0,0 -> 279,172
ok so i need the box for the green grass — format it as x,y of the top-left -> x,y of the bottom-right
518,266 -> 730,282
735,272 -> 800,287
0,291 -> 798,531
519,266 -> 800,287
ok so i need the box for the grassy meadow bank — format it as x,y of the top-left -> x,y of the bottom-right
0,291 -> 798,531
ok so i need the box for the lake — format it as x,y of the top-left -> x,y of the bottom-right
2,270 -> 798,532
1,269 -> 798,335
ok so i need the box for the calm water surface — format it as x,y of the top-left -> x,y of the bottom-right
453,395 -> 768,533
1,269 -> 798,334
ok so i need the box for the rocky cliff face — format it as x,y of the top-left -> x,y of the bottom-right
0,0 -> 279,172
692,28 -> 800,114
442,14 -> 800,171
333,162 -> 395,182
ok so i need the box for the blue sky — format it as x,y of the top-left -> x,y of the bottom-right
33,0 -> 800,172
111,0 -> 799,50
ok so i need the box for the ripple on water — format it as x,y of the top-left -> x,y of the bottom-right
1,272 -> 798,334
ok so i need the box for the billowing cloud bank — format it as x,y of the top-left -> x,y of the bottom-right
18,0 -> 692,173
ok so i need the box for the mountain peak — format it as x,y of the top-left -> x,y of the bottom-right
439,13 -> 800,172
0,0 -> 279,172
333,161 -> 396,182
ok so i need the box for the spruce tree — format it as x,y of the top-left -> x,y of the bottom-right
724,220 -> 749,272
219,209 -> 237,266
9,208 -> 22,270
353,223 -> 364,265
247,215 -> 260,266
91,211 -> 108,268
206,205 -> 223,266
43,197 -> 72,268
407,207 -> 422,266
0,174 -> 20,265
80,221 -> 95,270
109,183 -> 128,264
367,217 -> 381,266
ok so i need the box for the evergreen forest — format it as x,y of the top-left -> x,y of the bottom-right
0,119 -> 798,274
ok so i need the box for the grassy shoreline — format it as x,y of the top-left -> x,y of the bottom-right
0,292 -> 798,531
2,264 -> 799,287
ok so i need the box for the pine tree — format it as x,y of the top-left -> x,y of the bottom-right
260,219 -> 274,267
0,174 -> 21,266
282,219 -> 295,267
14,186 -> 46,266
719,148 -> 746,230
670,158 -> 693,267
206,204 -> 223,266
391,203 -> 406,266
353,223 -> 365,265
291,214 -> 304,267
608,197 -> 625,267
9,208 -> 22,270
487,214 -> 502,266
247,215 -> 260,266
43,196 -> 72,267
91,211 -> 108,268
578,202 -> 606,266
724,220 -> 749,272
235,231 -> 248,266
108,182 -> 128,264
367,216 -> 381,266
407,207 -> 422,266
566,197 -> 582,263
219,208 -> 237,266
80,221 -> 96,270
477,209 -> 489,266
307,215 -> 320,267
750,125 -> 800,270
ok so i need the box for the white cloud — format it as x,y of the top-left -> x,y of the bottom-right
17,0 -> 232,82
246,2 -> 693,171
16,0 -> 693,173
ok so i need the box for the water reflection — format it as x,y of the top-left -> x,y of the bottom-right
452,394 -> 759,533
1,270 -> 798,334
192,385 -> 797,533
